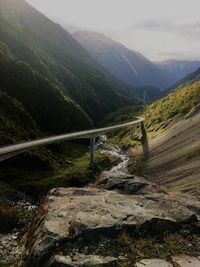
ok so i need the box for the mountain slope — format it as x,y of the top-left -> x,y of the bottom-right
0,0 -> 140,125
163,67 -> 200,97
156,60 -> 200,82
73,31 -> 189,90
0,41 -> 93,134
145,67 -> 200,134
0,90 -> 40,146
137,68 -> 200,197
74,31 -> 200,91
145,113 -> 200,197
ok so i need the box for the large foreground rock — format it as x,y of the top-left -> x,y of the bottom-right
21,173 -> 200,266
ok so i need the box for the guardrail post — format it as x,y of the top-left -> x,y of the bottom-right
90,137 -> 96,165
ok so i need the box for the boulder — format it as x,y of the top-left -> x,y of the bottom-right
21,174 -> 200,267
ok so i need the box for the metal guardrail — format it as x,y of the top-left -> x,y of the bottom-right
0,117 -> 144,163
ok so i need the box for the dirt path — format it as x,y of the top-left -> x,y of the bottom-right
144,113 -> 200,198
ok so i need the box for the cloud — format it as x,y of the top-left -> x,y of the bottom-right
132,18 -> 200,37
26,0 -> 200,61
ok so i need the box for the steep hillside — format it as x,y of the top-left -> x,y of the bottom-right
0,78 -> 113,200
84,67 -> 200,197
0,90 -> 40,146
143,113 -> 200,197
73,31 -> 198,91
0,89 -> 67,196
0,0 -> 140,125
137,69 -> 200,197
0,42 -> 92,134
145,68 -> 200,134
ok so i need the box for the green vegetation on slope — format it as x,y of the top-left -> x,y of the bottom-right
0,90 -> 40,145
0,69 -> 117,202
0,0 -> 145,206
101,69 -> 200,148
0,0 -> 140,123
144,70 -> 200,134
0,42 -> 92,134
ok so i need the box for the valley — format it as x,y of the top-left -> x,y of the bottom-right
0,0 -> 200,266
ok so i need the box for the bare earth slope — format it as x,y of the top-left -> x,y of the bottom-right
144,113 -> 200,197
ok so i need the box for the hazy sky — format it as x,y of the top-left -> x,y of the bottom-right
26,0 -> 200,61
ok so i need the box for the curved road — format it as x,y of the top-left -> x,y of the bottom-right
0,117 -> 144,162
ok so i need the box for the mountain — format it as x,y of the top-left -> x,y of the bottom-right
0,0 -> 142,132
73,31 -> 171,89
73,31 -> 200,91
156,60 -> 200,82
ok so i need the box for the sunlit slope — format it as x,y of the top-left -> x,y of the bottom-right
145,113 -> 200,197
143,69 -> 200,197
145,68 -> 200,134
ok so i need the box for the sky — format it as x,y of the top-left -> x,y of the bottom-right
26,0 -> 200,61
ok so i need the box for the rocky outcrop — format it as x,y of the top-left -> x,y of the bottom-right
96,171 -> 166,194
135,259 -> 173,267
20,172 -> 200,267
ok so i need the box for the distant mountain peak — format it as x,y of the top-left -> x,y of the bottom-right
73,31 -> 173,89
74,31 -> 116,44
73,30 -> 200,90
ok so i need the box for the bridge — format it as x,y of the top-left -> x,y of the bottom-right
0,117 -> 145,164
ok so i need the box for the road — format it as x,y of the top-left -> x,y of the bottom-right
0,117 -> 144,162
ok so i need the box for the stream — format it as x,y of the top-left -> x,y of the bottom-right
97,135 -> 129,173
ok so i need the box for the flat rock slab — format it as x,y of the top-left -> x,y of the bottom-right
22,174 -> 200,266
171,255 -> 200,266
42,187 -> 199,239
97,171 -> 165,195
49,254 -> 123,267
135,259 -> 173,267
